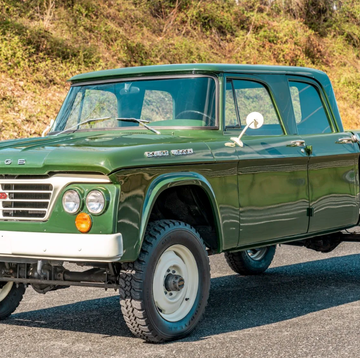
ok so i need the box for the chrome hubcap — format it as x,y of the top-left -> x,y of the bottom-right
246,248 -> 267,261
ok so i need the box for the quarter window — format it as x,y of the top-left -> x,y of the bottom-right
225,81 -> 239,127
289,81 -> 332,134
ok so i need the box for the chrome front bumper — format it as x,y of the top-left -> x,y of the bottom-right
0,231 -> 123,262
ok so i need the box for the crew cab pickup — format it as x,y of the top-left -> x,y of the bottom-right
0,64 -> 359,342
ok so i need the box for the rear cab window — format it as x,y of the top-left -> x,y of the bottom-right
288,80 -> 333,135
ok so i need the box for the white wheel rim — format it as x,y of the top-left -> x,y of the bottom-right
246,248 -> 267,261
0,282 -> 13,303
152,244 -> 199,322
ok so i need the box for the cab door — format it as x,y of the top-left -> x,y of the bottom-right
225,75 -> 310,247
287,78 -> 360,233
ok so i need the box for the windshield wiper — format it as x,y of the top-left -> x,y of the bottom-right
116,118 -> 161,135
54,116 -> 160,136
54,117 -> 111,136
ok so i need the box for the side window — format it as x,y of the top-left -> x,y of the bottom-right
289,81 -> 332,135
225,81 -> 239,127
141,90 -> 173,122
227,80 -> 283,135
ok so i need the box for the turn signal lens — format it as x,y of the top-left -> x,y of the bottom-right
75,212 -> 92,233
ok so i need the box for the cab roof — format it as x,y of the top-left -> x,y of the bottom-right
69,63 -> 327,83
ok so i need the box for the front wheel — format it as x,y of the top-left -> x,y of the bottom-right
0,282 -> 25,319
119,220 -> 210,342
225,245 -> 276,275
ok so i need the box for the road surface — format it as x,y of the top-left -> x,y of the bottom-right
2,243 -> 360,357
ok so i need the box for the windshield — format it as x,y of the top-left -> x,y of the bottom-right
52,76 -> 217,133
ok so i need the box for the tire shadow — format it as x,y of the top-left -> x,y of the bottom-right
2,254 -> 360,340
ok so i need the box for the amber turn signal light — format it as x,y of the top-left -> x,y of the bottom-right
75,212 -> 92,233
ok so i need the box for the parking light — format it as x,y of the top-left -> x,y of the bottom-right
75,212 -> 92,233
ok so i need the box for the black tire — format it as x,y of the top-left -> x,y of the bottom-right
119,220 -> 210,342
0,282 -> 25,320
225,245 -> 276,275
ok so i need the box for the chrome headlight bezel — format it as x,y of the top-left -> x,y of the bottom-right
86,190 -> 106,215
62,189 -> 81,214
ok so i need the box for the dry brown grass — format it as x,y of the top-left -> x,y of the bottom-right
0,0 -> 359,138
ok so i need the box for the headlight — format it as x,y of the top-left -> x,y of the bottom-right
62,190 -> 81,214
86,190 -> 105,214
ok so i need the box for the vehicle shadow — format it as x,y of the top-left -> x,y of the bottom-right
3,254 -> 360,341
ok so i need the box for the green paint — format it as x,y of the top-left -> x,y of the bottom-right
0,64 -> 358,263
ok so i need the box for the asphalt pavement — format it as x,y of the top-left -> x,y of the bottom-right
2,242 -> 360,358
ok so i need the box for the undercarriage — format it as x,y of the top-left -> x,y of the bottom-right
1,230 -> 360,293
0,260 -> 121,293
285,230 -> 360,253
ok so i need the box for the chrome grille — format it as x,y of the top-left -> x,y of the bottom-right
0,183 -> 53,219
0,174 -> 111,222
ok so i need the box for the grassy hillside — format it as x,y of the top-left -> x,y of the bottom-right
1,0 -> 360,139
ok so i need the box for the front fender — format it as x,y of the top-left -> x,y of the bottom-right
118,171 -> 223,261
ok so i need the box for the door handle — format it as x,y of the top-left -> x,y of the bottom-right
336,135 -> 359,144
287,140 -> 305,147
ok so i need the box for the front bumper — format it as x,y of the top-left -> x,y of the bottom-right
0,231 -> 123,262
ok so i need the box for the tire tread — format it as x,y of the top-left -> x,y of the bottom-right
0,283 -> 25,320
119,219 -> 209,342
225,246 -> 276,275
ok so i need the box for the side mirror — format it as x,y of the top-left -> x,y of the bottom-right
227,112 -> 264,147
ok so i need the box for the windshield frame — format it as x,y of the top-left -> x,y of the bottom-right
50,74 -> 219,134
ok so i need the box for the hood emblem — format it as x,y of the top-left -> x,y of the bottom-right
145,151 -> 169,158
4,159 -> 26,165
171,149 -> 194,156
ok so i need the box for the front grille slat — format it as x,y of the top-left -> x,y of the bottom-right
0,183 -> 53,220
3,199 -> 50,202
3,208 -> 47,211
2,184 -> 52,191
3,202 -> 49,209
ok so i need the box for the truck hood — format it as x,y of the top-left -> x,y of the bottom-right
0,132 -> 214,175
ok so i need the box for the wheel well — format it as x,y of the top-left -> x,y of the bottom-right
149,185 -> 219,252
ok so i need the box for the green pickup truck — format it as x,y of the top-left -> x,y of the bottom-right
0,64 -> 359,342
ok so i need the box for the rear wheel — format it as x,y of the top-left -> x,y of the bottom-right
0,282 -> 25,319
119,220 -> 210,342
225,245 -> 276,275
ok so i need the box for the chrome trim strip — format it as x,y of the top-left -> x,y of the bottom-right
0,174 -> 111,222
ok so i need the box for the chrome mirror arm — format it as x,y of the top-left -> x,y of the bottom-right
225,112 -> 264,148
230,120 -> 254,148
